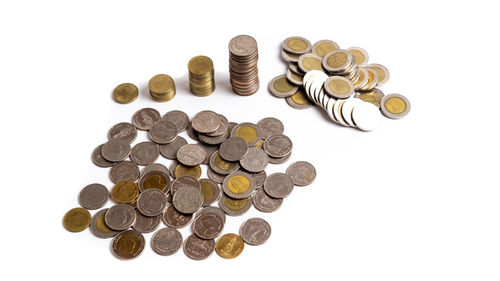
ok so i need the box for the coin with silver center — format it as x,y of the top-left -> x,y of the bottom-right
206,114 -> 228,137
191,110 -> 221,133
268,153 -> 292,165
140,163 -> 170,178
137,188 -> 167,217
89,208 -> 120,238
198,129 -> 229,145
162,204 -> 193,228
109,160 -> 140,184
239,147 -> 269,172
183,234 -> 215,260
91,144 -> 115,167
151,227 -> 183,256
108,122 -> 137,144
263,134 -> 293,158
257,117 -> 284,140
251,171 -> 267,188
286,161 -> 317,186
78,183 -> 109,210
186,122 -> 199,141
104,203 -> 136,231
252,188 -> 282,212
173,186 -> 203,214
159,136 -> 187,160
149,120 -> 178,144
162,110 -> 189,133
239,217 -> 271,245
132,108 -> 161,131
263,173 -> 294,199
176,144 -> 206,166
101,139 -> 131,162
207,168 -> 227,184
192,212 -> 224,239
130,141 -> 159,166
219,137 -> 248,161
132,209 -> 161,233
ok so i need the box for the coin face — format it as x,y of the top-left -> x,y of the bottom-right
380,93 -> 411,119
324,76 -> 354,99
195,206 -> 226,224
183,234 -> 215,260
170,175 -> 201,195
162,204 -> 193,228
151,227 -> 183,256
149,74 -> 175,94
163,110 -> 189,133
111,230 -> 145,259
132,108 -> 161,130
263,134 -> 293,158
101,139 -> 131,162
215,233 -> 244,259
228,34 -> 258,57
282,36 -> 311,55
205,114 -> 228,137
192,212 -> 224,239
149,120 -> 178,144
105,204 -> 136,231
347,47 -> 369,66
239,147 -> 269,173
132,209 -> 161,233
209,150 -> 240,175
109,161 -> 140,184
174,163 -> 202,179
268,75 -> 298,98
251,170 -> 267,188
231,122 -> 262,147
176,144 -> 206,166
223,171 -> 255,199
173,186 -> 203,214
91,144 -> 115,167
191,110 -> 221,133
130,141 -> 159,166
113,83 -> 138,104
286,87 -> 313,110
252,188 -> 282,213
298,53 -> 323,73
286,68 -> 303,86
312,40 -> 340,57
78,183 -> 109,210
207,168 -> 227,184
199,178 -> 221,206
141,163 -> 170,178
264,173 -> 294,199
355,88 -> 385,108
108,122 -> 137,144
257,117 -> 284,141
188,55 -> 214,75
286,161 -> 316,186
139,170 -> 171,192
159,136 -> 188,160
240,218 -> 271,245
366,63 -> 390,86
323,49 -> 354,73
218,194 -> 252,216
63,207 -> 91,232
137,188 -> 167,217
360,68 -> 378,91
89,209 -> 119,238
281,48 -> 301,63
219,137 -> 249,161
111,180 -> 139,204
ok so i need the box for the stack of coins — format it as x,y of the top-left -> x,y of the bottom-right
148,74 -> 176,102
228,35 -> 259,96
65,108 -> 317,260
188,56 -> 215,97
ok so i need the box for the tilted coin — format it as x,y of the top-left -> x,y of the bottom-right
160,136 -> 188,160
359,67 -> 378,91
355,88 -> 385,108
240,217 -> 271,245
268,75 -> 298,98
199,178 -> 221,206
139,169 -> 171,193
286,161 -> 317,186
311,39 -> 340,57
380,93 -> 411,119
215,233 -> 244,259
176,144 -> 206,166
286,68 -> 303,86
218,193 -> 252,216
112,83 -> 138,104
91,144 -> 115,167
252,188 -> 282,213
347,46 -> 369,66
263,134 -> 293,158
148,120 -> 178,144
366,63 -> 390,86
353,68 -> 369,90
198,129 -> 229,145
111,230 -> 145,259
239,147 -> 269,172
288,63 -> 304,75
195,206 -> 226,224
130,141 -> 159,166
286,87 -> 313,110
257,117 -> 284,140
281,48 -> 301,63
186,122 -> 200,141
352,101 -> 382,131
101,139 -> 131,162
191,110 -> 221,133
132,209 -> 161,233
341,98 -> 363,127
170,175 -> 201,195
110,180 -> 139,204
251,170 -> 267,188
162,110 -> 189,133
172,162 -> 202,179
192,212 -> 224,239
137,188 -> 167,217
282,36 -> 312,55
206,115 -> 228,137
263,172 -> 294,198
173,185 -> 203,214
132,108 -> 161,130
209,150 -> 240,175
108,122 -> 137,144
298,53 -> 323,73
78,183 -> 109,210
151,227 -> 183,256
104,203 -> 136,231
324,76 -> 355,99
222,171 -> 255,199
183,234 -> 215,260
63,207 -> 91,232
141,163 -> 170,178
268,152 -> 292,164
89,208 -> 119,238
207,167 -> 227,184
162,204 -> 193,228
231,122 -> 262,147
219,137 -> 249,162
109,160 -> 140,184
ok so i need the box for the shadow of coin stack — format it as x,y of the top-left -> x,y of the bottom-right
148,74 -> 176,102
188,56 -> 216,97
228,35 -> 259,96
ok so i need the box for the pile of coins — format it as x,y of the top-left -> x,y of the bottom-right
188,56 -> 216,97
228,35 -> 259,96
64,108 -> 316,260
270,36 -> 411,130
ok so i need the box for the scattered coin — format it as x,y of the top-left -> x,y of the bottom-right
298,53 -> 323,73
186,122 -> 200,141
91,144 -> 115,167
257,117 -> 284,140
112,83 -> 138,104
108,122 -> 137,144
109,161 -> 140,184
239,147 -> 268,172
200,144 -> 218,165
101,139 -> 131,162
231,122 -> 261,147
104,203 -> 136,231
137,188 -> 167,217
89,208 -> 119,238
110,180 -> 139,204
282,36 -> 311,55
263,134 -> 293,158
268,153 -> 292,165
352,101 -> 382,131
311,39 -> 339,57
132,108 -> 161,130
347,46 -> 369,66
132,209 -> 161,233
192,212 -> 224,239
177,144 -> 206,166
199,178 -> 221,206
111,229 -> 145,259
78,183 -> 109,210
268,75 -> 298,98
252,188 -> 282,213
173,162 -> 202,179
191,110 -> 221,133
324,76 -> 355,99
223,171 -> 255,199
219,137 -> 248,161
198,130 -> 229,145
183,234 -> 215,260
163,110 -> 189,133
286,87 -> 313,109
355,88 -> 385,108
195,206 -> 227,224
130,141 -> 159,166
151,227 -> 183,256
162,204 -> 193,228
149,120 -> 178,144
139,169 -> 171,193
264,173 -> 294,199
148,74 -> 176,102
380,93 -> 411,119
173,185 -> 203,214
366,63 -> 390,86
240,218 -> 271,245
160,136 -> 188,160
285,69 -> 303,86
188,55 -> 216,97
170,175 -> 201,196
140,163 -> 170,178
63,207 -> 91,232
215,233 -> 244,259
206,114 -> 229,137
251,170 -> 267,188
207,167 -> 227,184
281,48 -> 301,63
218,193 -> 252,216
286,161 -> 316,186
228,35 -> 259,96
209,150 -> 240,175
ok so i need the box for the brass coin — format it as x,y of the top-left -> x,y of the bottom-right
380,93 -> 411,119
347,47 -> 369,66
139,170 -> 171,192
353,68 -> 369,90
111,229 -> 145,259
355,88 -> 385,108
282,36 -> 312,55
231,122 -> 262,147
215,233 -> 245,259
359,68 -> 378,91
112,83 -> 138,104
188,55 -> 214,75
268,74 -> 298,98
111,180 -> 139,204
218,194 -> 252,216
89,208 -> 119,238
148,74 -> 176,102
222,171 -> 255,199
324,76 -> 355,99
63,207 -> 91,232
286,87 -> 313,110
366,63 -> 390,86
174,163 -> 202,179
285,69 -> 303,86
311,40 -> 340,57
281,49 -> 301,63
298,53 -> 323,73
199,178 -> 221,206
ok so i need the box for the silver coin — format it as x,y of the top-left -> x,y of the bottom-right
199,178 -> 221,206
162,110 -> 189,133
268,153 -> 292,164
162,204 -> 193,228
352,101 -> 381,131
198,129 -> 228,145
89,208 -> 119,238
168,161 -> 179,178
263,134 -> 293,158
239,147 -> 268,173
195,206 -> 226,224
222,171 -> 256,199
257,117 -> 284,140
252,188 -> 282,213
176,144 -> 206,166
151,227 -> 183,256
130,141 -> 159,166
251,171 -> 267,188
207,168 -> 227,184
209,150 -> 240,175
263,173 -> 294,199
288,63 -> 304,75
138,169 -> 171,193
170,175 -> 201,196
104,203 -> 136,230
91,144 -> 115,167
132,108 -> 161,131
206,114 -> 228,137
148,120 -> 178,144
191,110 -> 221,133
172,185 -> 203,214
159,136 -> 188,160
192,212 -> 224,239
140,163 -> 170,178
78,183 -> 109,210
137,188 -> 168,217
239,217 -> 271,245
132,209 -> 161,233
101,139 -> 131,162
380,93 -> 411,119
183,234 -> 215,260
108,122 -> 137,144
186,122 -> 200,141
218,193 -> 253,216
200,144 -> 218,165
286,161 -> 316,186
219,137 -> 249,161
109,160 -> 140,184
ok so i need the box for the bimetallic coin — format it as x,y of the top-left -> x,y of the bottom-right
218,194 -> 252,216
192,212 -> 224,239
312,40 -> 340,57
268,75 -> 298,98
231,122 -> 262,147
352,101 -> 382,131
263,134 -> 293,158
359,68 -> 378,91
366,63 -> 390,86
130,141 -> 159,166
149,120 -> 178,144
264,173 -> 294,199
109,161 -> 140,184
112,83 -> 138,104
173,186 -> 203,214
63,207 -> 91,232
298,53 -> 323,73
209,150 -> 240,175
195,206 -> 226,224
286,87 -> 313,110
139,169 -> 171,193
132,108 -> 161,130
140,163 -> 170,178
207,168 -> 227,184
176,144 -> 206,166
91,144 -> 115,167
104,204 -> 136,231
252,188 -> 282,213
162,110 -> 189,133
132,210 -> 161,233
355,88 -> 385,108
111,230 -> 145,259
289,63 -> 304,75
286,161 -> 316,186
251,170 -> 267,188
183,234 -> 215,260
324,76 -> 355,99
90,209 -> 119,238
137,188 -> 167,217
78,183 -> 109,210
239,147 -> 269,173
191,110 -> 221,133
380,93 -> 411,119
159,136 -> 188,160
108,122 -> 137,144
101,139 -> 131,162
151,227 -> 183,256
201,144 -> 218,165
240,218 -> 271,245
111,180 -> 139,204
286,68 -> 303,86
199,178 -> 221,206
282,36 -> 312,55
223,171 -> 255,199
174,163 -> 202,179
257,117 -> 284,140
353,68 -> 369,90
281,48 -> 301,63
322,49 -> 354,73
162,204 -> 193,228
347,47 -> 369,66
216,233 -> 244,259
219,137 -> 249,161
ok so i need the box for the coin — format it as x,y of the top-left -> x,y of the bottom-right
63,207 -> 91,232
163,110 -> 189,133
183,234 -> 215,260
355,88 -> 385,108
263,173 -> 294,198
200,144 -> 218,165
209,150 -> 240,175
282,36 -> 311,55
162,204 -> 193,228
223,171 -> 255,199
353,68 -> 369,90
112,83 -> 138,104
228,35 -> 259,96
132,209 -> 161,233
366,63 -> 390,86
263,134 -> 293,158
207,168 -> 227,184
281,48 -> 301,63
141,163 -> 170,178
252,188 -> 282,213
288,63 -> 304,75
218,137 -> 248,162
206,114 -> 228,137
268,74 -> 298,98
101,139 -> 131,162
347,47 -> 369,66
215,233 -> 244,259
218,193 -> 252,216
298,53 -> 323,73
151,227 -> 183,256
137,188 -> 167,217
334,99 -> 349,126
91,144 -> 115,167
159,136 -> 187,160
311,40 -> 340,57
104,203 -> 136,230
110,180 -> 139,204
139,169 -> 171,193
240,218 -> 271,245
239,147 -> 269,172
176,144 -> 206,166
90,209 -> 119,238
322,49 -> 354,73
380,93 -> 411,119
173,185 -> 203,214
174,163 -> 202,179
192,212 -> 224,239
268,153 -> 292,164
352,101 -> 382,131
130,141 -> 159,166
199,178 -> 221,206
186,122 -> 200,141
111,230 -> 145,259
195,206 -> 226,224
148,74 -> 176,102
132,108 -> 161,130
78,183 -> 109,210
109,161 -> 139,184
251,170 -> 267,188
231,122 -> 262,147
188,55 -> 216,97
286,161 -> 316,186
285,68 -> 303,86
198,130 -> 229,145
341,98 -> 363,127
257,117 -> 284,140
286,87 -> 313,109
108,122 -> 137,144
149,120 -> 178,144
170,175 -> 201,195
191,110 -> 221,133
359,67 -> 378,91
324,76 -> 355,99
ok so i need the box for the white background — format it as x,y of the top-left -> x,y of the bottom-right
1,0 -> 499,280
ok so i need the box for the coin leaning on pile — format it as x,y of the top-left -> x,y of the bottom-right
64,108 -> 317,260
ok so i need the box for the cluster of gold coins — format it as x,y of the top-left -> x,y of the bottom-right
188,56 -> 216,97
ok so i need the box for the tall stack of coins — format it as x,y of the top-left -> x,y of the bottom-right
148,74 -> 176,102
188,56 -> 215,97
228,35 -> 259,96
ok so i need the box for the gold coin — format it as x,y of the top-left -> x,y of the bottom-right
347,47 -> 369,66
298,54 -> 323,73
312,40 -> 340,57
385,97 -> 406,114
215,233 -> 245,259
188,56 -> 214,75
174,164 -> 202,179
111,230 -> 145,259
142,172 -> 168,192
111,180 -> 139,204
326,51 -> 349,68
95,212 -> 115,234
200,179 -> 219,205
63,207 -> 91,232
355,88 -> 385,108
112,83 -> 138,104
291,88 -> 310,105
148,74 -> 176,102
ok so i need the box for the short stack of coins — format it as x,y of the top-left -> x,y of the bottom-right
228,35 -> 259,96
148,74 -> 176,102
64,107 -> 317,260
188,56 -> 215,97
